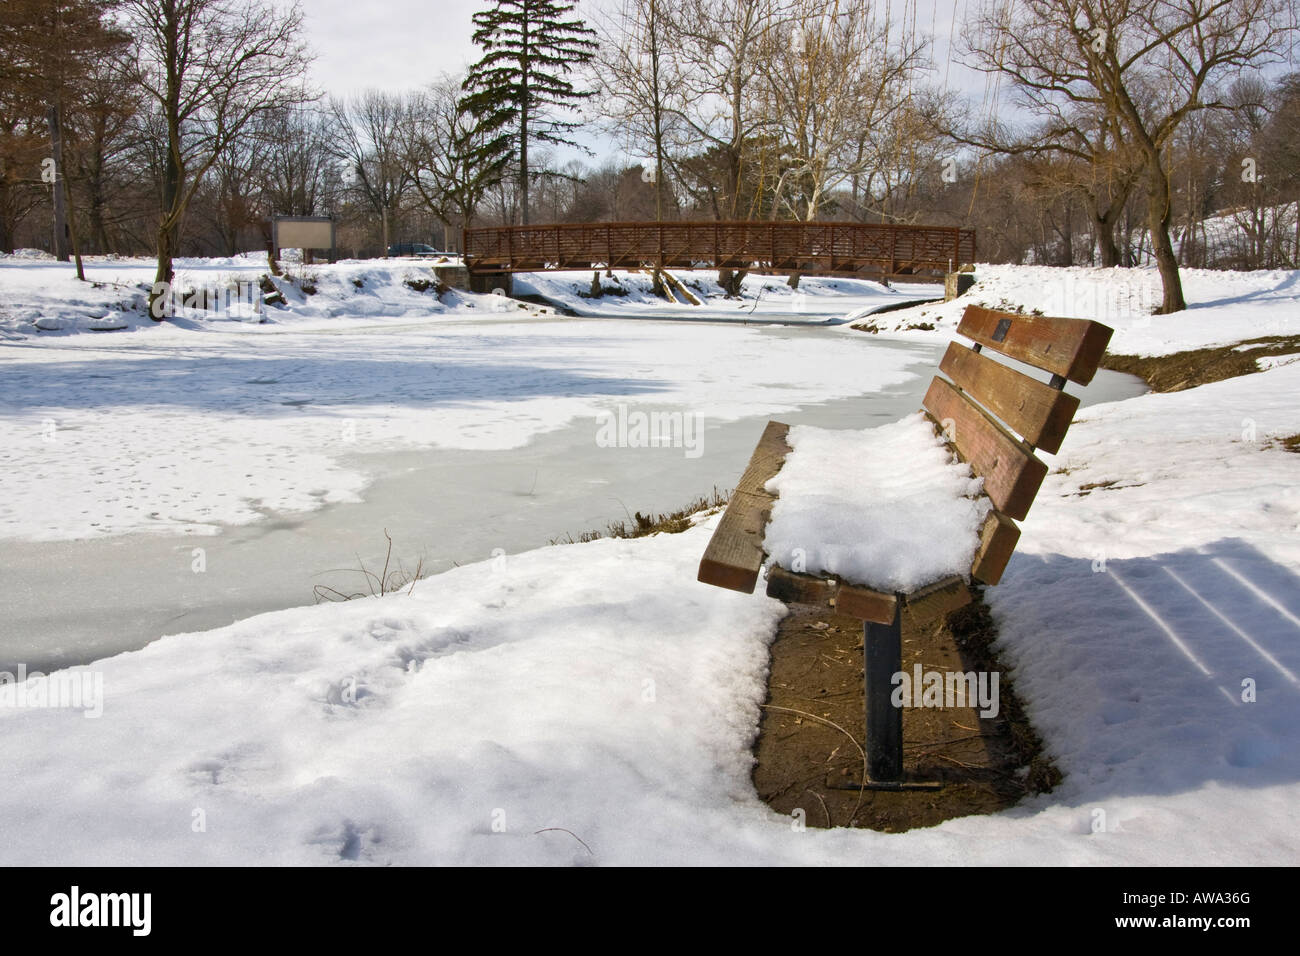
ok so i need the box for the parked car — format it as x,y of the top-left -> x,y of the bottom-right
387,243 -> 440,258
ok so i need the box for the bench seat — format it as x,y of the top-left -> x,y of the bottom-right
763,413 -> 991,594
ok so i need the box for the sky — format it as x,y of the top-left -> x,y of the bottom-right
302,0 -> 484,93
301,0 -> 989,163
302,0 -> 987,94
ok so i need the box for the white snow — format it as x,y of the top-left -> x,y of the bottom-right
851,263 -> 1300,357
2,256 -> 1299,865
763,414 -> 990,591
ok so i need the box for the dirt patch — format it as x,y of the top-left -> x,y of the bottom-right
1103,336 -> 1300,392
751,591 -> 1058,832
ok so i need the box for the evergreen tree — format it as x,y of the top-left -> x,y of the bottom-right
458,0 -> 597,225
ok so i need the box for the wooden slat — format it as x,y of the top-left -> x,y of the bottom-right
970,510 -> 1021,586
902,574 -> 972,626
732,420 -> 792,498
765,566 -> 836,606
836,584 -> 899,625
923,377 -> 1048,521
765,567 -> 898,624
939,342 -> 1081,454
697,421 -> 791,593
957,305 -> 1114,385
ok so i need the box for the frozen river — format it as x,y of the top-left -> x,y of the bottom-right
0,315 -> 1145,672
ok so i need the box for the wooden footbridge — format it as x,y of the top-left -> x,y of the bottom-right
462,220 -> 975,281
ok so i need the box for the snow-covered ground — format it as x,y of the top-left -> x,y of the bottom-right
1,256 -> 1297,865
852,263 -> 1300,356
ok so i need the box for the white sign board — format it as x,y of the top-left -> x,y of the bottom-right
273,217 -> 334,251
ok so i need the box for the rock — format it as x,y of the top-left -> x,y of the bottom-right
88,314 -> 128,331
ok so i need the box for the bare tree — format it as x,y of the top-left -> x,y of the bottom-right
758,0 -> 932,223
592,0 -> 685,221
258,105 -> 339,219
66,53 -> 144,256
329,91 -> 414,255
964,0 -> 1300,313
121,0 -> 311,317
949,94 -> 1145,267
402,77 -> 499,247
669,0 -> 793,220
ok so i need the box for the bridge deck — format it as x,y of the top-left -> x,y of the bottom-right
463,220 -> 975,278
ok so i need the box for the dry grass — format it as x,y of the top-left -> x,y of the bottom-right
549,488 -> 729,545
313,529 -> 426,603
1103,335 -> 1300,392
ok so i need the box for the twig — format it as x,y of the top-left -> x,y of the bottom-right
313,584 -> 366,603
355,553 -> 376,597
759,703 -> 869,819
803,789 -> 832,829
904,734 -> 995,750
380,529 -> 393,596
534,827 -> 593,856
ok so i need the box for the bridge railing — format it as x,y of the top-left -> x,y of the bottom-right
463,220 -> 976,279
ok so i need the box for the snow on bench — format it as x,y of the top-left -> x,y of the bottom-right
697,304 -> 1114,787
763,414 -> 992,594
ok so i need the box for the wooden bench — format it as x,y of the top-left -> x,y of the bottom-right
697,304 -> 1114,789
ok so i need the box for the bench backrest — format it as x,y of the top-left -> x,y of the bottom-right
927,305 -> 1114,585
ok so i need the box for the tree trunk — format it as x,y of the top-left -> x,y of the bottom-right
151,134 -> 183,319
1294,195 -> 1299,268
0,181 -> 13,254
66,175 -> 86,281
47,106 -> 70,262
1146,168 -> 1186,314
151,223 -> 176,318
717,268 -> 746,297
1060,201 -> 1073,266
519,18 -> 530,226
1095,208 -> 1121,267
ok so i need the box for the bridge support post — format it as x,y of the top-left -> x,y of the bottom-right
469,272 -> 512,296
944,271 -> 975,301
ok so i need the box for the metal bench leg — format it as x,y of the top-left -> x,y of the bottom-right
865,602 -> 904,782
830,598 -> 941,792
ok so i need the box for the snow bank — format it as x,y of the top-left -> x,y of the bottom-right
763,414 -> 990,591
853,264 -> 1300,358
0,531 -> 790,865
0,256 -> 520,338
514,268 -> 905,321
0,256 -> 908,338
